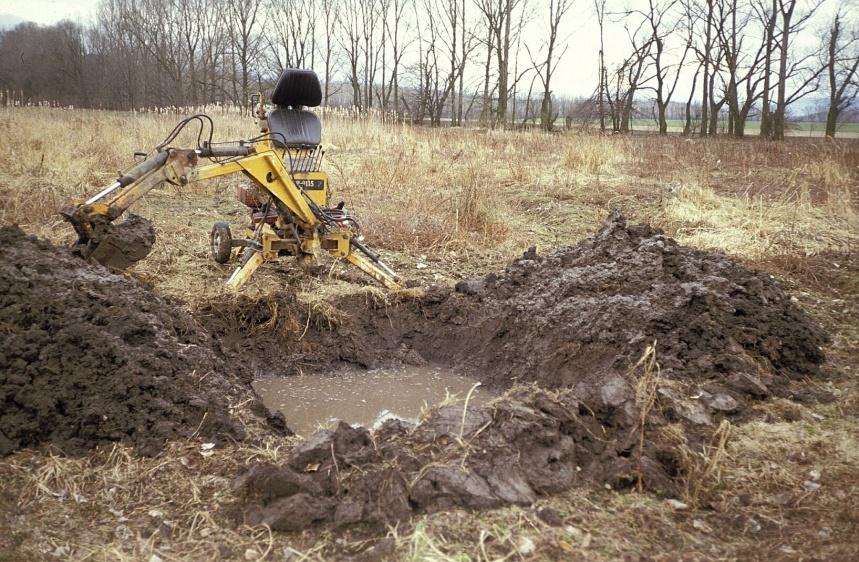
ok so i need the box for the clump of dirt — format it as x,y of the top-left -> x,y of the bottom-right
93,213 -> 156,268
74,214 -> 157,270
0,225 -> 247,456
234,386 -> 679,532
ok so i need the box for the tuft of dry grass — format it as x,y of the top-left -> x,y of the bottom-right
629,342 -> 661,492
666,420 -> 733,506
562,134 -> 625,175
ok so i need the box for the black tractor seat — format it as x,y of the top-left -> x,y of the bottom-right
268,108 -> 321,148
268,68 -> 323,149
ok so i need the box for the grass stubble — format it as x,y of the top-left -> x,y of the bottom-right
0,107 -> 857,560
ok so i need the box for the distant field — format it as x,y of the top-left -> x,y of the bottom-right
630,119 -> 859,137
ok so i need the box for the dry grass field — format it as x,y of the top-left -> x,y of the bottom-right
0,107 -> 858,561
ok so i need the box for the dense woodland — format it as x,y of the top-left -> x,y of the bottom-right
0,0 -> 857,138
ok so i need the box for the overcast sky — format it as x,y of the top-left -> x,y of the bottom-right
1,0 -> 99,25
0,0 -> 841,98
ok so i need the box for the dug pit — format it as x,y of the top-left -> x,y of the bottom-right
231,210 -> 832,531
288,210 -> 829,403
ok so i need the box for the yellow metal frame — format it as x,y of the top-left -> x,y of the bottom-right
193,141 -> 318,227
67,137 -> 401,290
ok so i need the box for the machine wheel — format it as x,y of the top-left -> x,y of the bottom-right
210,222 -> 233,264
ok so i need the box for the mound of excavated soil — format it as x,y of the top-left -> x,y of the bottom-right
0,226 -> 246,456
456,210 -> 827,384
307,211 -> 828,409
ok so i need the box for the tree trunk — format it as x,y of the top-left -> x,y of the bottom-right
824,15 -> 840,138
700,0 -> 713,138
481,27 -> 492,125
825,106 -> 839,138
773,2 -> 795,141
760,0 -> 776,139
683,67 -> 699,135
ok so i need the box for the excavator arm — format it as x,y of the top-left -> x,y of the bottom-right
61,142 -> 401,290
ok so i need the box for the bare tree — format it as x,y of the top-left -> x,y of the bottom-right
772,0 -> 825,140
681,0 -> 715,135
715,0 -> 768,137
475,0 -> 527,127
528,0 -> 575,130
417,0 -> 449,124
360,1 -> 382,110
320,0 -> 340,107
682,62 -> 703,134
822,12 -> 859,137
267,0 -> 315,72
508,3 -> 532,124
381,0 -> 412,116
606,20 -> 654,132
455,0 -> 476,124
633,0 -> 691,134
339,0 -> 364,109
476,11 -> 495,124
228,0 -> 265,107
595,0 -> 608,132
437,0 -> 478,125
698,0 -> 716,136
194,0 -> 229,105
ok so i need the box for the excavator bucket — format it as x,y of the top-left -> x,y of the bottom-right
67,213 -> 156,270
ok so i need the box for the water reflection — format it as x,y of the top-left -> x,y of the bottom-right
252,365 -> 493,436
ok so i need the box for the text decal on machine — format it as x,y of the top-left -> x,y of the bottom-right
296,179 -> 325,191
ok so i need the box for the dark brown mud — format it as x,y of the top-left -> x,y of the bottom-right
0,225 -> 247,456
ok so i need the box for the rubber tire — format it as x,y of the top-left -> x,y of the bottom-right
210,222 -> 232,264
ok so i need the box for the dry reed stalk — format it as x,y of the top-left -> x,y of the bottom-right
629,342 -> 661,492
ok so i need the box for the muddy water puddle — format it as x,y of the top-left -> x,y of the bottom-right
253,365 -> 494,436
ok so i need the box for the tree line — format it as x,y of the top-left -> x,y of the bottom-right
0,0 -> 856,138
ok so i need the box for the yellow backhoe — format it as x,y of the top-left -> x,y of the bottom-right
61,68 -> 400,290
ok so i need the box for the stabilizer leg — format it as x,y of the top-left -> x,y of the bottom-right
346,253 -> 402,290
226,250 -> 266,289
